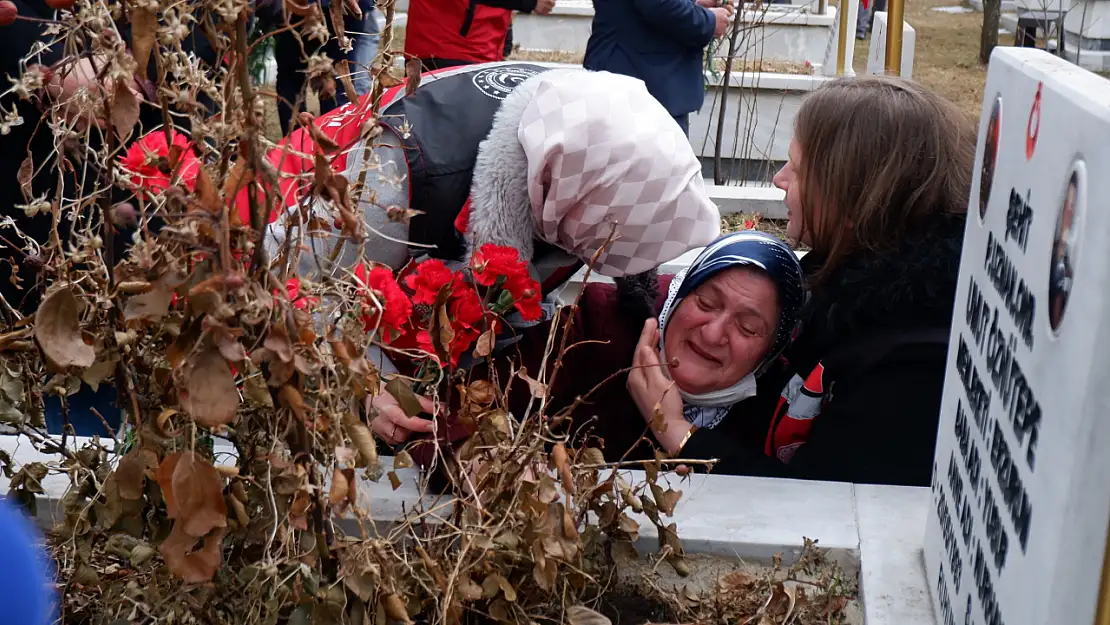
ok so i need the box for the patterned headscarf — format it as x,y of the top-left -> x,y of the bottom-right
516,69 -> 721,278
657,231 -> 806,429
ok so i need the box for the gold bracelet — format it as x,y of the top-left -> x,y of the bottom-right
672,425 -> 698,457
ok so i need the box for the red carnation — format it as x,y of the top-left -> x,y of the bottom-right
119,130 -> 200,195
504,272 -> 542,321
404,258 -> 456,306
471,244 -> 529,287
282,277 -> 318,310
354,263 -> 412,341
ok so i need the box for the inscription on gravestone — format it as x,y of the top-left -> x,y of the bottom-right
924,47 -> 1110,625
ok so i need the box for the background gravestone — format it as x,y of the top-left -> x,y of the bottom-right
923,46 -> 1110,625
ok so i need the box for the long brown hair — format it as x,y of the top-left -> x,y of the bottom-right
792,75 -> 976,285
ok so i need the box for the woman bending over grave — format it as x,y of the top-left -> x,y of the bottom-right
632,75 -> 976,487
251,62 -> 721,444
261,61 -> 718,309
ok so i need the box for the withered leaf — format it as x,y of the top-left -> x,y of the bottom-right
387,471 -> 401,490
465,380 -> 495,405
167,451 -> 228,538
617,513 -> 640,539
122,279 -> 172,322
536,473 -> 558,504
343,569 -> 377,602
306,119 -> 341,153
328,466 -> 349,505
649,483 -> 682,517
80,357 -> 118,392
781,583 -> 799,623
458,574 -> 483,601
343,410 -> 380,478
263,326 -> 294,363
393,450 -> 413,470
404,57 -> 422,95
434,303 -> 454,358
95,475 -> 123,529
194,167 -> 222,214
129,543 -> 156,566
221,160 -> 254,200
34,287 -> 95,370
481,574 -> 516,602
180,342 -> 239,428
516,368 -> 547,398
650,401 -> 667,433
131,8 -> 157,78
551,443 -> 575,495
329,467 -> 357,514
160,522 -> 227,584
288,489 -> 311,531
211,324 -> 248,363
284,0 -> 315,16
580,447 -> 605,466
823,595 -> 849,617
228,492 -> 249,527
17,157 -> 32,202
114,448 -> 156,500
384,377 -> 423,417
335,446 -> 357,466
385,205 -> 424,224
566,606 -> 611,625
111,80 -> 140,139
472,329 -> 495,359
381,593 -> 410,623
562,505 -> 579,541
377,68 -> 403,88
278,385 -> 309,423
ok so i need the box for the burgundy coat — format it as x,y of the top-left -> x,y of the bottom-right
408,275 -> 676,469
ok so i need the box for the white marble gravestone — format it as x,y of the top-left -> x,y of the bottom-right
923,46 -> 1110,625
866,12 -> 916,78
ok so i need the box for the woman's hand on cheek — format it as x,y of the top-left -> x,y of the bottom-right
627,319 -> 692,454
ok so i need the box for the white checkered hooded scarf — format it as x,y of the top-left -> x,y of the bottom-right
517,70 -> 721,278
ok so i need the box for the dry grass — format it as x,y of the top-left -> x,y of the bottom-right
851,0 -> 1016,120
712,57 -> 815,74
508,49 -> 582,64
721,213 -> 792,242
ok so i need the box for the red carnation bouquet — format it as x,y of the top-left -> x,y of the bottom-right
349,243 -> 541,382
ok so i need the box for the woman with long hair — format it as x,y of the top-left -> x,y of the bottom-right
634,75 -> 977,486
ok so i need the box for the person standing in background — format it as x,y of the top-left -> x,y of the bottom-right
347,0 -> 381,95
857,0 -> 887,39
261,0 -> 374,133
405,0 -> 555,71
583,0 -> 732,135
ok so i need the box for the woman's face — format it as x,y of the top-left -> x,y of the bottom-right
773,139 -> 810,245
663,267 -> 780,396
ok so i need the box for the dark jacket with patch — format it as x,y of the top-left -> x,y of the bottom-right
377,62 -> 552,261
681,214 -> 967,486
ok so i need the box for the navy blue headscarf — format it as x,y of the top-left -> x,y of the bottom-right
657,231 -> 806,428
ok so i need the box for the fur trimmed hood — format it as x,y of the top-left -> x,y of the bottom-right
466,68 -> 720,278
799,213 -> 967,349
